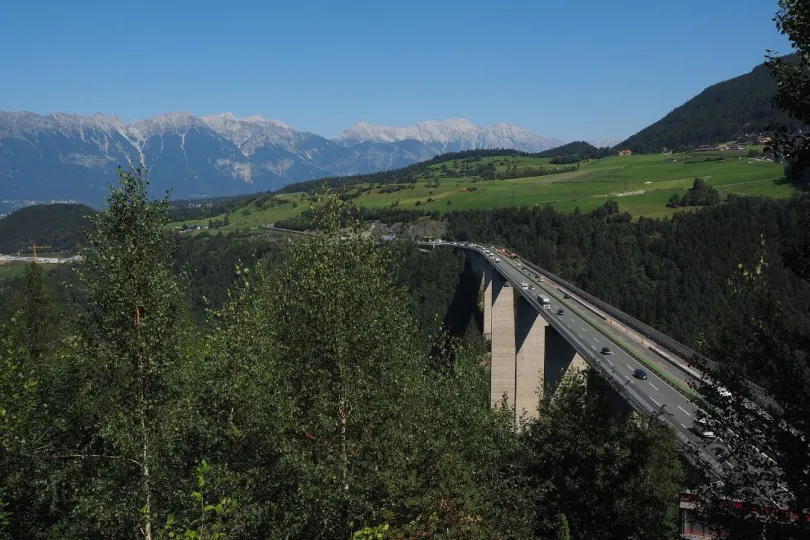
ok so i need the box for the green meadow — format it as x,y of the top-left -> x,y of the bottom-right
170,151 -> 794,231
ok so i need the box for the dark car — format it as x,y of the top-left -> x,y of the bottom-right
633,368 -> 648,380
600,347 -> 612,355
557,308 -> 565,315
564,293 -> 571,299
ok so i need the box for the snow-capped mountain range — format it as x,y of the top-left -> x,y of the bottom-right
0,110 -> 565,204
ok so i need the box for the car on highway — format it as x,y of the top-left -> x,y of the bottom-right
557,308 -> 565,315
633,368 -> 648,380
521,282 -> 528,289
563,293 -> 570,299
538,276 -> 545,282
528,285 -> 535,291
600,347 -> 612,355
495,257 -> 501,263
693,417 -> 716,440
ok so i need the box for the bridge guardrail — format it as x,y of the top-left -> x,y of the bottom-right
516,258 -> 772,407
509,282 -> 727,481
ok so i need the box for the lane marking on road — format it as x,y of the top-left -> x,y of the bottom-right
594,337 -> 599,342
651,397 -> 661,407
570,318 -> 574,323
607,359 -> 614,366
625,376 -> 632,382
626,364 -> 633,370
678,406 -> 690,416
725,461 -> 736,469
580,326 -> 586,332
578,334 -> 583,339
680,423 -> 688,429
590,345 -> 596,351
649,382 -> 659,391
779,484 -> 789,492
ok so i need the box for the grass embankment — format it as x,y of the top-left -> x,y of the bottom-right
0,260 -> 59,282
170,151 -> 790,232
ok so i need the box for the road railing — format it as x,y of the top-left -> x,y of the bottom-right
514,257 -> 774,409
498,260 -> 727,480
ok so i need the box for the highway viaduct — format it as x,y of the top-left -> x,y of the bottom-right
422,240 -> 729,481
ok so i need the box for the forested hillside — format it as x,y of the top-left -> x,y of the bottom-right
0,168 -> 688,538
0,204 -> 95,254
533,141 -> 607,160
618,55 -> 802,153
445,196 -> 810,356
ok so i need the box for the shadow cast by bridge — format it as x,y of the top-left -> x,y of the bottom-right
429,254 -> 485,363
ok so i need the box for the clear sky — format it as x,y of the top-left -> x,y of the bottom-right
0,0 -> 792,142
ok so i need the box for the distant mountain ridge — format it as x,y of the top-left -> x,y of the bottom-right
617,54 -> 803,153
333,118 -> 564,151
0,111 -> 564,204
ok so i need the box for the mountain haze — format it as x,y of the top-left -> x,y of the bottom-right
0,111 -> 563,204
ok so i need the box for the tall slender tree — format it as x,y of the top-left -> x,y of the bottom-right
65,165 -> 186,538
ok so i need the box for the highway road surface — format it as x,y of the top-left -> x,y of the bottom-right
431,241 -> 737,479
439,241 -> 792,506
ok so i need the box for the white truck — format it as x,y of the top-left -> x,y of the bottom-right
538,295 -> 551,309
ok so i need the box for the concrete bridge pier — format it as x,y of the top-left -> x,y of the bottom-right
482,267 -> 492,338
490,272 -> 516,409
515,295 -> 548,424
469,251 -> 493,338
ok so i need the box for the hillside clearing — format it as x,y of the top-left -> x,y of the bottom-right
169,152 -> 793,231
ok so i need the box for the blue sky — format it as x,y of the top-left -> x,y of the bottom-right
0,0 -> 792,142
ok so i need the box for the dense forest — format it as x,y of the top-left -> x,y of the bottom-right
618,54 -> 803,153
444,196 -> 810,356
0,204 -> 95,255
0,168 -> 690,539
3,174 -> 810,537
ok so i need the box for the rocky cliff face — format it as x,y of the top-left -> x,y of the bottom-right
0,110 -> 564,203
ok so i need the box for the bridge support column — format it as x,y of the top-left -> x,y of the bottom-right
490,273 -> 515,409
563,352 -> 588,384
543,326 -> 588,391
482,267 -> 492,338
515,295 -> 547,424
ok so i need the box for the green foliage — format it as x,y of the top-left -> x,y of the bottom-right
537,141 -> 606,157
696,243 -> 810,537
351,523 -> 389,539
673,177 -> 721,207
522,374 -> 683,540
278,149 -> 533,193
445,195 -> 810,353
555,513 -> 570,540
2,164 -> 750,538
62,165 -> 188,537
0,203 -> 95,255
768,4 -> 810,186
163,460 -> 236,540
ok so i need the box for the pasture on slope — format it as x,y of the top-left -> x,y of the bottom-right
170,152 -> 791,231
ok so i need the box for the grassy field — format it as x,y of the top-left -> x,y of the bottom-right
170,151 -> 795,231
0,260 -> 41,282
